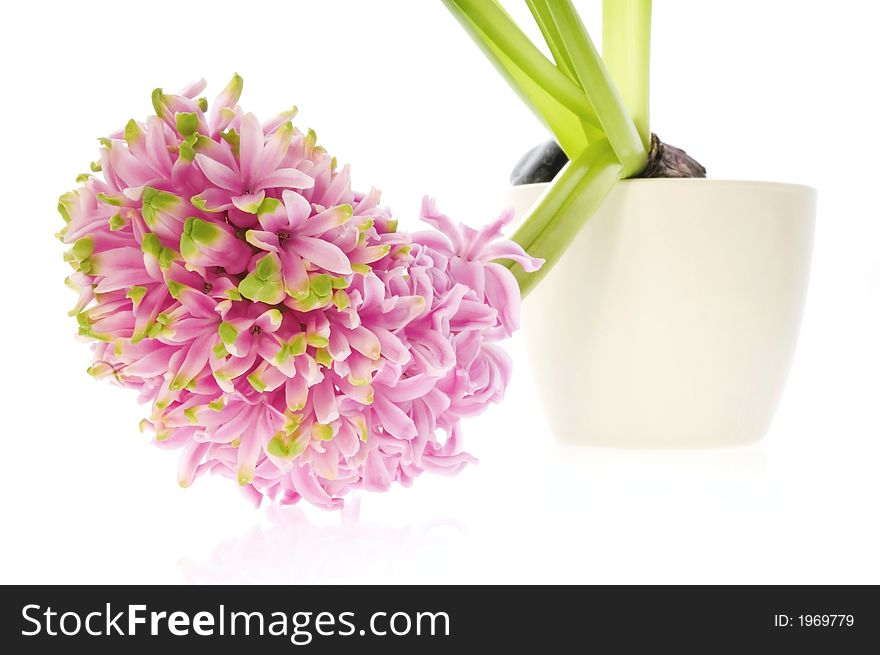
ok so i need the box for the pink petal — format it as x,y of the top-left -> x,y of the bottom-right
280,249 -> 309,298
380,374 -> 436,402
256,199 -> 294,233
253,123 -> 292,184
109,144 -> 157,187
291,464 -> 340,508
245,229 -> 281,252
282,189 -> 312,228
169,335 -> 212,390
232,190 -> 266,213
285,376 -> 308,411
192,134 -> 238,170
299,204 -> 352,237
312,377 -> 340,424
328,329 -> 351,361
290,236 -> 352,274
236,429 -> 263,484
259,168 -> 314,190
209,73 -> 243,133
178,442 -> 210,487
363,450 -> 392,491
372,327 -> 411,365
482,240 -> 544,271
343,326 -> 380,360
419,196 -> 462,253
178,78 -> 207,99
255,308 -> 283,332
484,263 -> 522,334
239,112 -> 264,191
191,187 -> 233,212
173,284 -> 217,318
195,154 -> 241,192
372,395 -> 417,440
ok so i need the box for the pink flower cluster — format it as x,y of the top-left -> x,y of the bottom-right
58,76 -> 541,508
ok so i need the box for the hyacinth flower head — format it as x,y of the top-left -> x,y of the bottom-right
58,75 -> 541,508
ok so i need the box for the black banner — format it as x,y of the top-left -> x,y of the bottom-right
1,585 -> 876,652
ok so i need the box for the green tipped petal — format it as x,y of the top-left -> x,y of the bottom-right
283,412 -> 303,435
314,348 -> 332,368
267,431 -> 308,460
179,134 -> 197,162
181,216 -> 222,260
151,88 -> 167,118
140,233 -> 178,270
184,406 -> 202,425
185,216 -> 221,245
312,423 -> 334,441
310,274 -> 333,299
351,263 -> 371,275
141,187 -> 182,227
274,343 -> 290,365
58,191 -> 78,223
166,279 -> 185,298
256,197 -> 282,216
96,192 -> 123,206
332,289 -> 350,310
158,247 -> 176,269
288,332 -> 307,356
126,285 -> 147,306
224,73 -> 244,103
220,129 -> 240,157
108,213 -> 126,231
305,128 -> 318,151
124,119 -> 143,146
352,415 -> 368,442
71,236 -> 94,261
218,321 -> 238,346
264,308 -> 283,328
247,371 -> 267,392
306,333 -> 329,348
239,275 -> 284,304
141,233 -> 162,258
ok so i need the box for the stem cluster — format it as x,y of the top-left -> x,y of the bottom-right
443,0 -> 653,295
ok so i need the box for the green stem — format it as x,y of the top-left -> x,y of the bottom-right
525,0 -> 604,145
442,0 -> 601,157
508,140 -> 623,296
446,0 -> 593,117
444,0 -> 654,298
545,0 -> 647,176
603,0 -> 652,149
525,0 -> 575,81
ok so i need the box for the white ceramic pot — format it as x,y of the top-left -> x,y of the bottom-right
507,179 -> 816,448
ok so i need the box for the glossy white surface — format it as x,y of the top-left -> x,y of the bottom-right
510,180 -> 816,447
1,0 -> 878,584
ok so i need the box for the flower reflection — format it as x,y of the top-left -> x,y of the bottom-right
178,497 -> 465,584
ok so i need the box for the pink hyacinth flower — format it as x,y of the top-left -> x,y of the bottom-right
57,76 -> 541,509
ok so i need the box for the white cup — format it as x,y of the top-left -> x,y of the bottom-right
507,179 -> 816,448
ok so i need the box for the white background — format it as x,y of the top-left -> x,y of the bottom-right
1,0 -> 878,584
